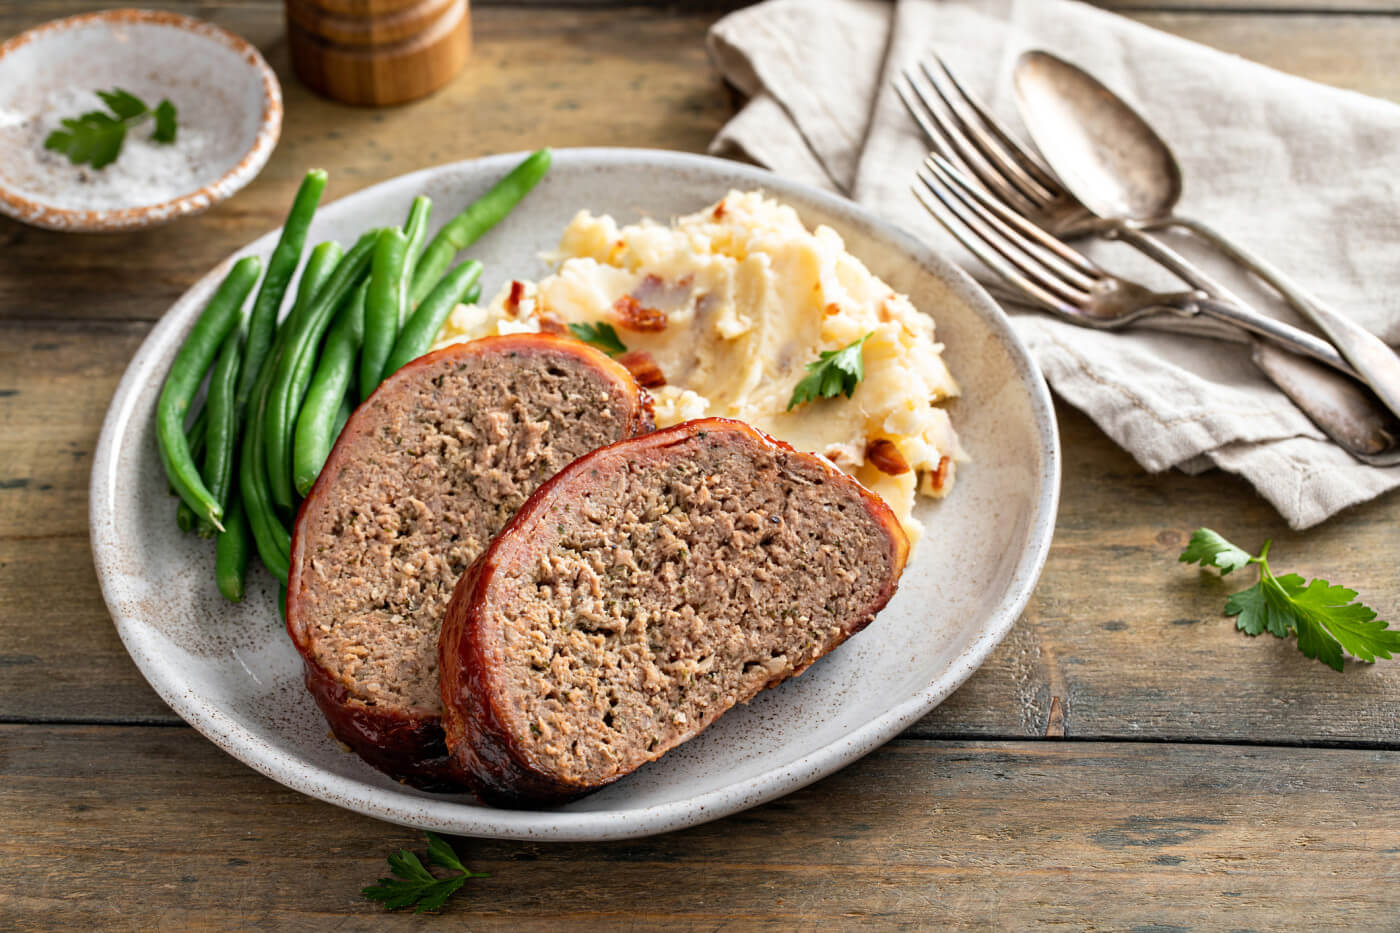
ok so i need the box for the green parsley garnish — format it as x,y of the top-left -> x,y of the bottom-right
568,321 -> 627,357
44,88 -> 178,170
786,332 -> 873,411
361,831 -> 489,913
1180,528 -> 1400,672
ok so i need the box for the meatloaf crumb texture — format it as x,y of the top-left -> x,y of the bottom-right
440,418 -> 909,804
287,335 -> 652,786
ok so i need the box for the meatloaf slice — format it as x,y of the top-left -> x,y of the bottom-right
287,334 -> 654,789
438,417 -> 909,806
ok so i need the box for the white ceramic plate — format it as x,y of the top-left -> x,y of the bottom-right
0,9 -> 281,232
91,149 -> 1059,841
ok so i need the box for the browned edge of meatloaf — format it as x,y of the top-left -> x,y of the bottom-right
286,333 -> 654,790
438,417 -> 910,807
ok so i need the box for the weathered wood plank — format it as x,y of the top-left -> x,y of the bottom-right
0,536 -> 175,724
2,5 -> 1398,323
0,3 -> 733,324
9,0 -> 1398,15
2,725 -> 1397,929
3,321 -> 1399,738
0,320 -> 146,541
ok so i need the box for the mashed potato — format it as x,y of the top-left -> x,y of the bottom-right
434,191 -> 965,542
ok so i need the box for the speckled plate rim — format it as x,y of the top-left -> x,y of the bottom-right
0,8 -> 282,232
91,148 -> 1060,842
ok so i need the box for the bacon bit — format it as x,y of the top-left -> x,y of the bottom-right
824,302 -> 841,317
537,314 -> 568,335
616,350 -> 666,388
712,200 -> 726,219
504,280 -> 526,317
632,274 -> 666,304
927,455 -> 952,493
613,294 -> 668,332
866,439 -> 911,476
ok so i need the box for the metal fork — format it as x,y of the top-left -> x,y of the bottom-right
895,56 -> 1355,377
914,154 -> 1400,464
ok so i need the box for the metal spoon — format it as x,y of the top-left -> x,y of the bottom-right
1011,49 -> 1400,423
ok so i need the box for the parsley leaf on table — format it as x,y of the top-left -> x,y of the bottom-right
362,831 -> 488,913
1177,527 -> 1251,575
568,321 -> 627,356
44,87 -> 179,170
786,332 -> 873,411
1180,528 -> 1400,672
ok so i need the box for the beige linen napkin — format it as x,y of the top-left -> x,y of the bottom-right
708,0 -> 1400,528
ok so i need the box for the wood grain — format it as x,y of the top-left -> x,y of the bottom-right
286,0 -> 473,107
3,725 -> 1398,929
3,317 -> 1398,736
0,3 -> 734,323
3,1 -> 1399,927
3,6 -> 1398,323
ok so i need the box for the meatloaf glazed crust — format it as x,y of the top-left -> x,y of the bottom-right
439,417 -> 910,806
287,334 -> 653,790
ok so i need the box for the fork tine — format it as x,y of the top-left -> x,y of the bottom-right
912,179 -> 1075,315
924,156 -> 1100,298
900,66 -> 1041,217
916,58 -> 1056,209
914,166 -> 1090,310
893,77 -> 957,162
926,154 -> 1100,282
929,55 -> 1062,195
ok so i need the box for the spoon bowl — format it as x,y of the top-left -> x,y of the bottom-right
1012,50 -> 1181,223
1012,48 -> 1400,425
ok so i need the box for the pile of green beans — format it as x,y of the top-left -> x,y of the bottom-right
155,149 -> 553,604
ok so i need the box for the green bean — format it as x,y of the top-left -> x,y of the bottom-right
360,228 -> 408,401
401,196 -> 432,290
238,242 -> 341,581
196,321 -> 246,538
173,408 -> 208,530
294,282 -> 366,497
233,170 -> 327,419
216,491 -> 250,602
278,241 -> 347,339
187,406 -> 208,459
157,255 -> 262,531
264,230 -> 379,510
241,373 -> 290,583
409,149 -> 550,305
383,262 -> 483,379
331,393 -> 353,439
171,405 -> 208,488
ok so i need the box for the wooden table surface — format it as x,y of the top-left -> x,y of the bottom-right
3,1 -> 1398,928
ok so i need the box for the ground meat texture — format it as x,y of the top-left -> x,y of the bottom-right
439,417 -> 909,806
286,334 -> 653,789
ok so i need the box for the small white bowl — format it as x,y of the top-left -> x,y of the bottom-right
0,9 -> 281,232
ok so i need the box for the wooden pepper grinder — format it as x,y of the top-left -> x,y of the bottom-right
285,0 -> 471,107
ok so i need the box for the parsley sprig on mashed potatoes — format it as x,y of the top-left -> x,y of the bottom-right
434,190 -> 965,543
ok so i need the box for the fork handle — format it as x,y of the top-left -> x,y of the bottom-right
1185,293 -> 1356,378
1160,215 -> 1400,421
1112,224 -> 1356,378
